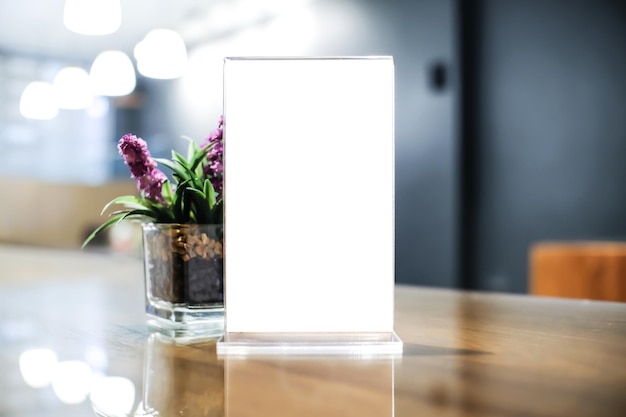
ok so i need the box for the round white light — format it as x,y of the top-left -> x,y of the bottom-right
51,360 -> 93,404
134,29 -> 188,79
19,82 -> 59,120
90,376 -> 136,417
63,0 -> 121,36
19,348 -> 59,388
53,66 -> 94,109
90,50 -> 136,96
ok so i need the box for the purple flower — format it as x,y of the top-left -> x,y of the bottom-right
201,117 -> 224,199
118,134 -> 157,178
137,169 -> 167,202
118,133 -> 167,203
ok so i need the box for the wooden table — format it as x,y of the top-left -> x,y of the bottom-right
1,245 -> 625,417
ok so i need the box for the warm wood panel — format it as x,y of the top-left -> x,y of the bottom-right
530,242 -> 626,302
0,178 -> 137,248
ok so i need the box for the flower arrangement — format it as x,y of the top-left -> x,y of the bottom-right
83,116 -> 224,248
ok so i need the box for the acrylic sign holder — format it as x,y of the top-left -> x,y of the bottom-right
216,57 -> 402,356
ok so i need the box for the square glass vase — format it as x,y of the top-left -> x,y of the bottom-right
142,222 -> 224,335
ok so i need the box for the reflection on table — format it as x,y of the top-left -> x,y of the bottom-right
15,331 -> 395,417
1,244 -> 626,417
225,355 -> 393,417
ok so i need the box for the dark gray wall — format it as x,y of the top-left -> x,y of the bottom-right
358,0 -> 458,287
464,0 -> 626,292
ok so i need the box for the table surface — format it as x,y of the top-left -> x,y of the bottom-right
1,244 -> 625,417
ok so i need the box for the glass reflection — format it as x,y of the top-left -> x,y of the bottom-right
51,360 -> 93,404
18,345 -> 143,414
18,348 -> 58,388
224,356 -> 395,417
90,376 -> 136,417
142,332 -> 224,416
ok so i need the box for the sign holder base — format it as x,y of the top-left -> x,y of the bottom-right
217,331 -> 402,357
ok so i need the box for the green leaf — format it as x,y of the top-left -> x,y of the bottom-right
187,187 -> 206,200
81,212 -> 126,249
188,189 -> 210,223
118,208 -> 155,222
190,146 -> 209,172
171,150 -> 190,168
154,157 -> 189,183
182,189 -> 192,223
173,188 -> 184,220
161,179 -> 174,205
143,200 -> 175,223
211,200 -> 224,224
204,179 -> 217,209
183,136 -> 198,162
173,179 -> 192,222
168,152 -> 188,168
167,153 -> 204,190
100,195 -> 147,215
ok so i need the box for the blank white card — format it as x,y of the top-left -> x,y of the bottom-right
223,57 -> 395,333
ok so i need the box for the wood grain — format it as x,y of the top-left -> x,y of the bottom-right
0,246 -> 625,417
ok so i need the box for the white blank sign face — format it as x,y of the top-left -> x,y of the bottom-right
223,57 -> 394,333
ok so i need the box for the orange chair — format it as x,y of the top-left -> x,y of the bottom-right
530,242 -> 626,302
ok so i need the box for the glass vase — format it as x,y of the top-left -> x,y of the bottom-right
142,222 -> 224,335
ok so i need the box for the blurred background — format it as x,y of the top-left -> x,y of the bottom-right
0,0 -> 625,294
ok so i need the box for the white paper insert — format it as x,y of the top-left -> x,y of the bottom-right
223,57 -> 395,333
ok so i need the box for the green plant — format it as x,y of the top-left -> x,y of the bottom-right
82,117 -> 224,248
